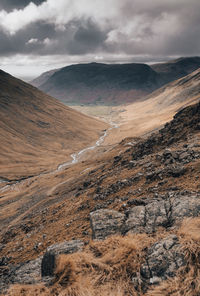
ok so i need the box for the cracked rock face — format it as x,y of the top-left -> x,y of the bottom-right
125,195 -> 200,234
90,195 -> 200,239
90,209 -> 125,240
140,235 -> 185,288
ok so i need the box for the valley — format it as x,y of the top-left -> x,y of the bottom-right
0,63 -> 200,296
1,0 -> 200,295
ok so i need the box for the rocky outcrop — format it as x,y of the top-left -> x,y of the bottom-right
0,240 -> 85,292
90,209 -> 125,240
41,240 -> 84,277
46,239 -> 84,255
139,235 -> 185,289
132,101 -> 200,160
161,147 -> 200,165
90,194 -> 200,238
125,195 -> 200,234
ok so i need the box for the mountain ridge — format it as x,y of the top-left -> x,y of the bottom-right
31,57 -> 200,105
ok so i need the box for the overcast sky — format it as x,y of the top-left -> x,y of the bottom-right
0,0 -> 199,80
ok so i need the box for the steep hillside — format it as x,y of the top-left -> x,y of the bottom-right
0,100 -> 199,296
106,68 -> 200,144
31,57 -> 200,105
0,70 -> 107,180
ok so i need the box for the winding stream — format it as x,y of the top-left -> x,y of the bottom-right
0,121 -> 118,193
57,121 -> 118,170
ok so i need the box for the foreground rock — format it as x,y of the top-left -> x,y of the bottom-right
41,240 -> 84,277
0,257 -> 42,292
0,240 -> 84,292
90,194 -> 200,239
90,209 -> 125,240
139,235 -> 185,290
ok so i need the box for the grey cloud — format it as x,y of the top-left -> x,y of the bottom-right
121,0 -> 199,19
0,21 -> 57,55
0,0 -> 46,11
0,0 -> 200,68
103,0 -> 200,57
0,18 -> 110,56
68,19 -> 109,54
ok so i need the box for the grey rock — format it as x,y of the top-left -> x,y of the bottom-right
125,195 -> 200,234
161,147 -> 199,165
90,209 -> 125,240
41,240 -> 84,277
13,257 -> 42,284
46,239 -> 84,255
0,257 -> 43,293
167,165 -> 187,177
179,151 -> 190,160
140,235 -> 185,286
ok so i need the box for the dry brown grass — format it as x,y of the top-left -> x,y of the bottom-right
0,70 -> 108,179
105,69 -> 200,145
147,218 -> 200,296
6,234 -> 155,296
6,218 -> 200,296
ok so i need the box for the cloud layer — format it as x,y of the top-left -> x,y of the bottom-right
0,0 -> 199,78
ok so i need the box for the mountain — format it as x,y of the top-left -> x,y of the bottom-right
30,68 -> 60,88
0,70 -> 107,180
31,57 -> 200,105
32,62 -> 160,105
151,56 -> 200,85
108,67 -> 200,143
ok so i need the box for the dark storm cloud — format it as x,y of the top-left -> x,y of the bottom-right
67,19 -> 109,55
0,0 -> 46,11
0,21 -> 57,55
0,18 -> 109,56
0,0 -> 200,68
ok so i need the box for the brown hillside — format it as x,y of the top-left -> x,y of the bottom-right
0,99 -> 199,295
105,68 -> 200,144
0,70 -> 108,180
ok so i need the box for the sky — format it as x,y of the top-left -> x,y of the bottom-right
0,0 -> 200,80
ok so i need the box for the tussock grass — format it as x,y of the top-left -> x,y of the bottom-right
147,218 -> 200,296
6,234 -> 151,296
6,219 -> 200,296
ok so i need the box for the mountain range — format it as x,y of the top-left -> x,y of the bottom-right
31,56 -> 200,105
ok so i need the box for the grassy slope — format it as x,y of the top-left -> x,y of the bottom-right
2,102 -> 200,296
0,70 -> 108,180
104,68 -> 200,145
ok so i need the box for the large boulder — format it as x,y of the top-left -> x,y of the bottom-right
41,240 -> 84,277
90,209 -> 125,240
